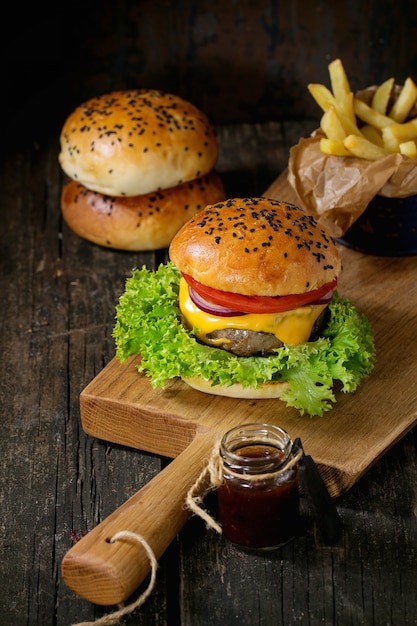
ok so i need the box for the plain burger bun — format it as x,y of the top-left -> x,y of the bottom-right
61,172 -> 226,251
182,376 -> 290,399
169,197 -> 342,296
59,89 -> 219,197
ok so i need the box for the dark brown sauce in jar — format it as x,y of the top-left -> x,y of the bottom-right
217,425 -> 300,549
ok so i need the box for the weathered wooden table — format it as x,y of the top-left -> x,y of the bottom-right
1,119 -> 416,626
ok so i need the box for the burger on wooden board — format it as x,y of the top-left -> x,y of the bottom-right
113,197 -> 376,416
58,89 -> 226,251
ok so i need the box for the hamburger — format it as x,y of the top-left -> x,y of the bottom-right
113,197 -> 376,416
58,89 -> 226,250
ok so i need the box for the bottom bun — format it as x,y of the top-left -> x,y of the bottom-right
61,171 -> 226,251
182,376 -> 290,399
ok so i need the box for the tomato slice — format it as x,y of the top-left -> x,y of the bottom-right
182,273 -> 338,314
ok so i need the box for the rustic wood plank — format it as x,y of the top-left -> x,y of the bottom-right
178,427 -> 417,626
1,121 -> 416,625
0,139 -> 170,625
216,122 -> 316,196
0,122 -> 291,623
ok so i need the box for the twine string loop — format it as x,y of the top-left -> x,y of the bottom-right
72,530 -> 158,626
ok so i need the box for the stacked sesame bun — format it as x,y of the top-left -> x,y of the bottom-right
169,197 -> 342,399
58,90 -> 226,250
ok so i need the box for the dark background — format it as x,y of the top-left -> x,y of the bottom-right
3,0 -> 417,153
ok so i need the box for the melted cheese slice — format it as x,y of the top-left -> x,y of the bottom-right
179,278 -> 327,346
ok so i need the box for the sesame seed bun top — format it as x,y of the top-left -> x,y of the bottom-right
169,197 -> 342,296
59,90 -> 219,197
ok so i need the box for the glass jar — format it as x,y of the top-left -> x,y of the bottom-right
217,423 -> 300,549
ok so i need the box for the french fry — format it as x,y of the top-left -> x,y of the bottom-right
399,141 -> 417,158
384,117 -> 417,140
309,81 -> 362,137
353,97 -> 396,130
343,134 -> 389,160
371,77 -> 394,114
335,92 -> 364,136
308,58 -> 417,159
328,58 -> 351,101
388,77 -> 417,123
360,124 -> 384,147
382,118 -> 417,152
308,83 -> 336,112
320,137 -> 352,156
320,106 -> 347,141
381,134 -> 401,154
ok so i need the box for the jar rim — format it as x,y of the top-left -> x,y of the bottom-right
220,423 -> 293,474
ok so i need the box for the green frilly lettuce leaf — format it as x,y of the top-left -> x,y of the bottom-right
113,262 -> 376,417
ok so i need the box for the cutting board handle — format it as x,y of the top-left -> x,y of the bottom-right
62,431 -> 217,606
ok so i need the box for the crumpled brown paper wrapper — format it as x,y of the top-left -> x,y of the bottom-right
288,116 -> 417,239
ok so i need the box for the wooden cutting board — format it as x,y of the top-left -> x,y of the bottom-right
62,171 -> 417,606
